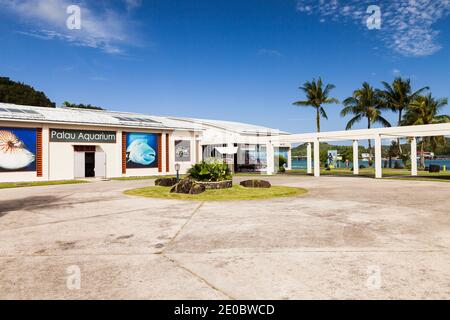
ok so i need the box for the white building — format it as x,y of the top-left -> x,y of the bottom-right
0,103 -> 290,182
168,117 -> 292,173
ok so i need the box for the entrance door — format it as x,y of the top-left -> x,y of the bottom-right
95,152 -> 106,178
85,152 -> 95,177
74,152 -> 85,178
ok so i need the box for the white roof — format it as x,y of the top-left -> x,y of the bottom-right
167,117 -> 290,136
0,103 -> 203,131
0,103 -> 288,136
273,122 -> 450,143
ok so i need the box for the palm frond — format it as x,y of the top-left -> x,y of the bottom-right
292,100 -> 313,106
345,114 -> 362,130
320,107 -> 328,120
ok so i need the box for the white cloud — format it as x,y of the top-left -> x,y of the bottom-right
123,0 -> 142,11
1,0 -> 138,54
296,0 -> 450,57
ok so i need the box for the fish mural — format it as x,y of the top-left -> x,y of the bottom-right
126,133 -> 158,168
0,128 -> 36,171
127,139 -> 156,165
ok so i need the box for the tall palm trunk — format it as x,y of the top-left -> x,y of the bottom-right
420,139 -> 425,169
316,107 -> 321,132
367,117 -> 372,166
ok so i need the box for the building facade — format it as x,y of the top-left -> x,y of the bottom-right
169,117 -> 292,173
0,103 -> 290,182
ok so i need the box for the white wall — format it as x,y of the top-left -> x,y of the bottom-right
0,120 -> 199,182
169,130 -> 198,174
47,124 -> 122,180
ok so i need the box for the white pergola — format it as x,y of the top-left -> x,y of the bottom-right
266,123 -> 450,178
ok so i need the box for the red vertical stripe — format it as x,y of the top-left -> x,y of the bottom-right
36,128 -> 43,177
166,134 -> 170,172
157,133 -> 162,172
122,132 -> 127,174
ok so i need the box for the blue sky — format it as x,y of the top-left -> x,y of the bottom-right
1,0 -> 450,135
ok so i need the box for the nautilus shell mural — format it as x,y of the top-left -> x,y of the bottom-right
126,133 -> 158,168
0,128 -> 36,171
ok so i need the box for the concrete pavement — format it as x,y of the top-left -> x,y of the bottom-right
1,176 -> 449,299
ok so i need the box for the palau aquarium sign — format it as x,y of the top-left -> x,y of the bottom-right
50,129 -> 116,143
0,127 -> 37,172
126,132 -> 158,169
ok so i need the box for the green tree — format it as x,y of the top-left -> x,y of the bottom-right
0,77 -> 55,108
378,77 -> 428,154
341,82 -> 391,164
402,94 -> 449,168
62,101 -> 105,110
293,77 -> 339,132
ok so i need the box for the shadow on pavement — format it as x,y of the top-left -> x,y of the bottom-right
0,196 -> 62,217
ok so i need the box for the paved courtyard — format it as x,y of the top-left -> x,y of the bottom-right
0,175 -> 449,299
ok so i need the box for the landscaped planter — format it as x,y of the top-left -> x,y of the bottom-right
196,180 -> 233,189
170,179 -> 232,194
239,179 -> 271,188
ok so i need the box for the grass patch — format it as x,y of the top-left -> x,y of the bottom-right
0,180 -> 88,189
124,185 -> 307,201
287,168 -> 450,181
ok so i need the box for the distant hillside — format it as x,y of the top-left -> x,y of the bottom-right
292,142 -> 368,157
0,77 -> 55,108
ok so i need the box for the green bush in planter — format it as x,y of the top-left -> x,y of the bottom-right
188,160 -> 232,182
278,155 -> 287,172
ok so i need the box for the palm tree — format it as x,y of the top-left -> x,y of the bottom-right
378,77 -> 429,154
293,78 -> 339,132
402,94 -> 449,168
341,82 -> 391,164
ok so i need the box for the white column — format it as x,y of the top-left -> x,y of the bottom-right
266,143 -> 275,175
287,147 -> 292,170
313,139 -> 320,177
196,135 -> 203,163
411,137 -> 418,176
374,135 -> 382,179
353,140 -> 359,175
162,132 -> 167,173
306,142 -> 312,174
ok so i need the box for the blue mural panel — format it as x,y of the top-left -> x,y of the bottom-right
0,127 -> 37,172
126,133 -> 158,169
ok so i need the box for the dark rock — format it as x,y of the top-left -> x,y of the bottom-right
240,179 -> 271,188
170,178 -> 194,194
155,177 -> 178,187
429,164 -> 441,173
189,184 -> 206,194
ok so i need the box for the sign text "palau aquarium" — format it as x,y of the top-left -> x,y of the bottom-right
50,129 -> 117,143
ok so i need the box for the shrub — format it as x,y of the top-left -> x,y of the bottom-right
187,160 -> 232,182
278,155 -> 287,172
